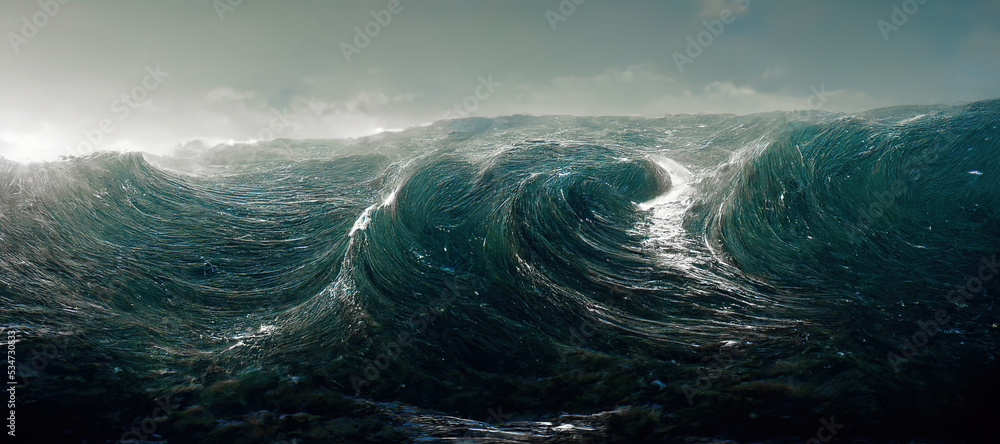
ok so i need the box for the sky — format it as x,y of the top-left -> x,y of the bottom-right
1,0 -> 998,162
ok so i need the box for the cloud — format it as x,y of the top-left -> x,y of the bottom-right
504,65 -> 872,117
0,1 -> 996,162
206,87 -> 256,102
761,68 -> 786,80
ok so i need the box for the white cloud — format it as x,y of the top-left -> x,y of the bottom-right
761,68 -> 786,80
502,66 -> 875,117
205,87 -> 256,102
342,92 -> 390,113
392,93 -> 418,102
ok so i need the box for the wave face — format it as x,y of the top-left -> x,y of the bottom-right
2,100 -> 1000,442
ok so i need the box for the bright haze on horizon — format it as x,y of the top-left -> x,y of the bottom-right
1,0 -> 998,162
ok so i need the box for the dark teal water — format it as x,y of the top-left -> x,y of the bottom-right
2,100 -> 999,443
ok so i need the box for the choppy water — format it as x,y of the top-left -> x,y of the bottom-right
2,100 -> 999,443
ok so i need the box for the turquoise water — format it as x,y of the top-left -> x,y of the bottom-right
2,100 -> 998,442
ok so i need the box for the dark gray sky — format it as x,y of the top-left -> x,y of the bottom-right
2,0 -> 998,161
